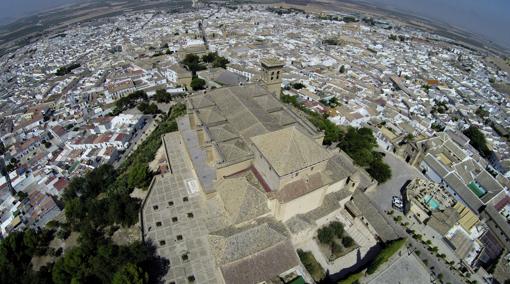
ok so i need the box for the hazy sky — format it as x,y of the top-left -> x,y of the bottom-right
361,0 -> 510,49
0,0 -> 508,49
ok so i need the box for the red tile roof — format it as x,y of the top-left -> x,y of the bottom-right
495,195 -> 510,211
53,178 -> 69,192
51,125 -> 67,137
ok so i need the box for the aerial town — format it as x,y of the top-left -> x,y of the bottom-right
0,3 -> 510,284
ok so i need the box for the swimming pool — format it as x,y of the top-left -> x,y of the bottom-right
423,195 -> 440,210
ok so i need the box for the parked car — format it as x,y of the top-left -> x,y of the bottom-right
392,196 -> 404,210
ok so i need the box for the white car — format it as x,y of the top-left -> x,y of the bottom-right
392,196 -> 404,209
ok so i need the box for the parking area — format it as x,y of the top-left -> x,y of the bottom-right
366,151 -> 425,212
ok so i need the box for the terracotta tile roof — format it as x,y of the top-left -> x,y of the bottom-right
53,178 -> 69,192
93,134 -> 112,144
270,172 -> 323,203
51,125 -> 66,137
251,126 -> 331,176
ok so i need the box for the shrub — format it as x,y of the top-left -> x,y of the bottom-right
291,82 -> 305,89
366,238 -> 406,274
297,249 -> 325,282
331,241 -> 343,257
338,271 -> 363,284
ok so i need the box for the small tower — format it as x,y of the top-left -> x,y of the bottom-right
260,58 -> 284,95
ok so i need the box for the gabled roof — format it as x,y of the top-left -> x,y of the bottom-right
207,123 -> 239,143
444,173 -> 484,212
216,138 -> 252,165
250,126 -> 331,176
209,221 -> 289,265
424,153 -> 451,177
197,107 -> 227,125
220,240 -> 299,284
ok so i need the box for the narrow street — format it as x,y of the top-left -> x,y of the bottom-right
365,151 -> 466,284
113,114 -> 156,169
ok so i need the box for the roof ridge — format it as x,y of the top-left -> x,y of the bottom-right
282,126 -> 297,167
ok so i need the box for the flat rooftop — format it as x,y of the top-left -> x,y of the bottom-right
260,58 -> 284,68
142,132 -> 220,284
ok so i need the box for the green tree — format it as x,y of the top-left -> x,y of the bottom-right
212,56 -> 229,68
367,158 -> 392,183
307,114 -> 343,145
338,127 -> 378,167
190,77 -> 206,91
367,238 -> 406,274
201,52 -> 217,63
138,102 -> 160,114
291,82 -> 305,89
153,89 -> 172,103
339,65 -> 346,73
342,236 -> 355,247
52,247 -> 85,284
127,163 -> 151,189
112,263 -> 148,284
16,191 -> 28,200
330,221 -> 344,238
201,52 -> 229,68
0,229 -> 54,283
297,249 -> 325,282
112,90 -> 148,114
463,126 -> 492,158
181,54 -> 205,74
317,226 -> 335,244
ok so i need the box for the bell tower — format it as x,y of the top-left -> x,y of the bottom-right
260,58 -> 284,95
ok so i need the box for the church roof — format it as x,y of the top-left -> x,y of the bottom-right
250,126 -> 332,176
216,174 -> 269,224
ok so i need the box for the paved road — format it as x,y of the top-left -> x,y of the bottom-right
113,115 -> 155,168
365,151 -> 466,284
366,150 -> 425,211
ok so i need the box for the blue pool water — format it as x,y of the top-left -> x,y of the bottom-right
424,195 -> 440,210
